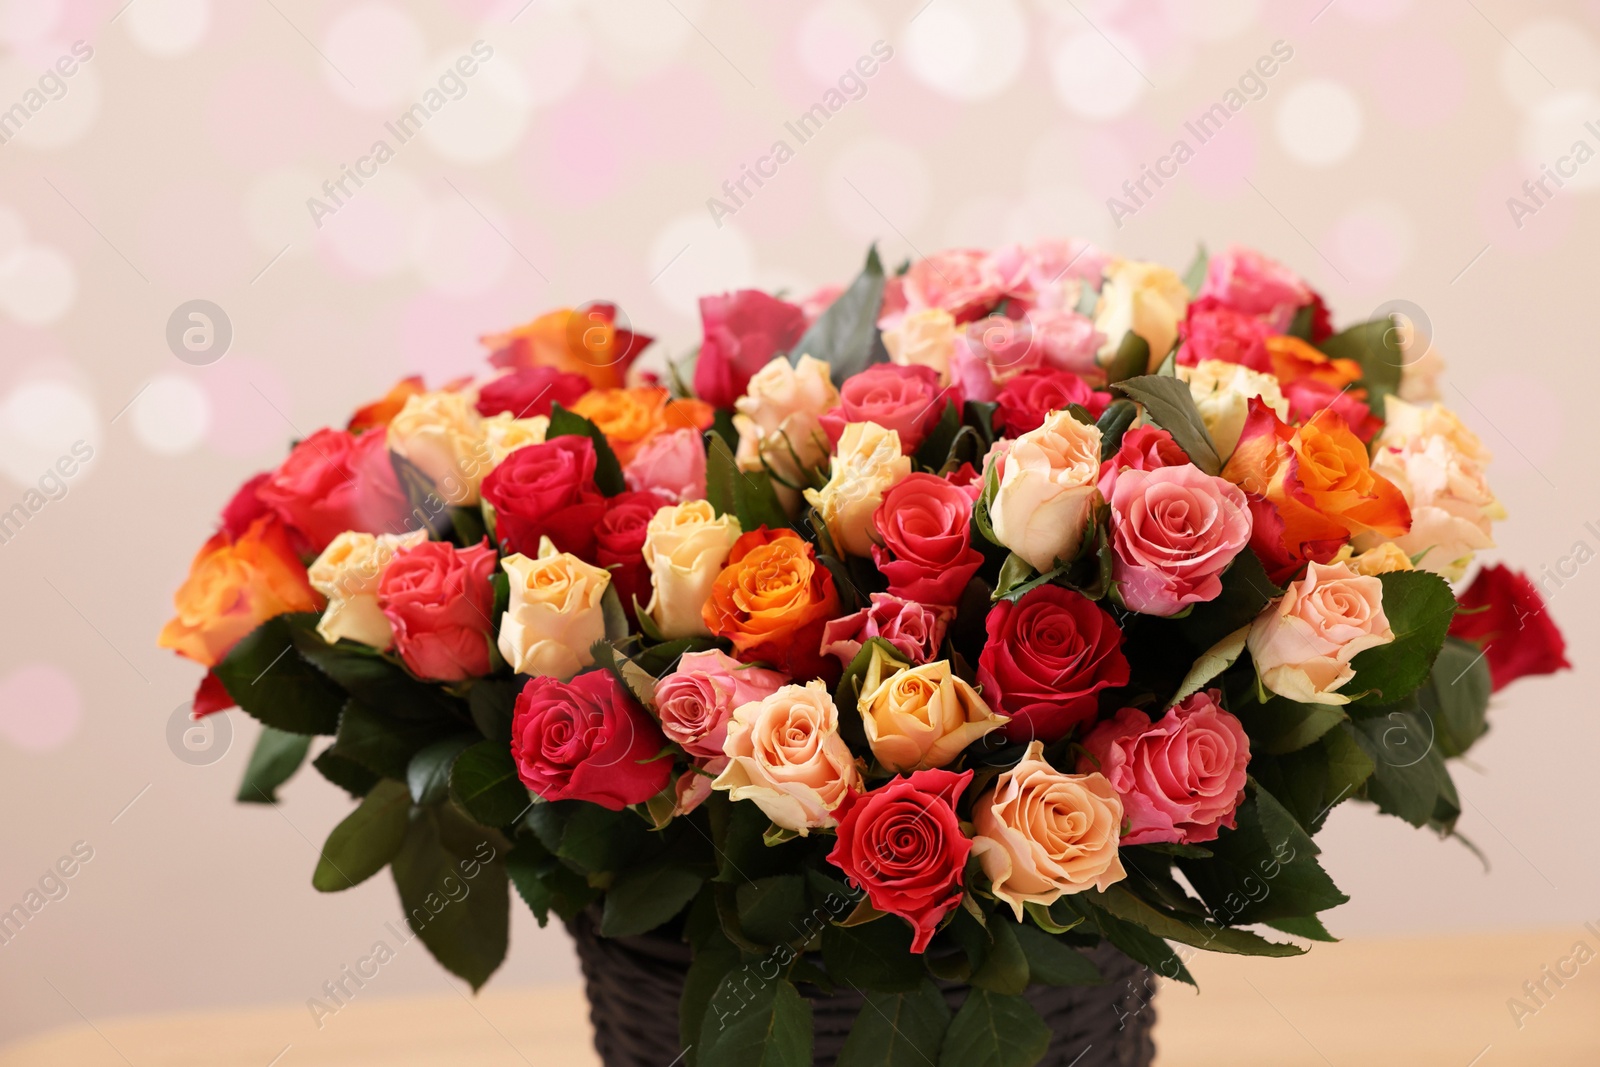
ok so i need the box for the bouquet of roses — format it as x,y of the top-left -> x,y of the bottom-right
160,240 -> 1568,1067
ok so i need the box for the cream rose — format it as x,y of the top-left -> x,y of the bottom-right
971,740 -> 1126,919
308,530 -> 428,649
859,656 -> 1005,773
1093,259 -> 1190,369
497,536 -> 611,681
642,500 -> 742,638
804,421 -> 911,558
882,307 -> 958,385
711,680 -> 864,834
1248,560 -> 1396,705
480,412 -> 550,468
734,355 -> 837,510
990,409 -> 1103,572
1178,359 -> 1290,459
387,390 -> 490,505
1335,541 -> 1414,577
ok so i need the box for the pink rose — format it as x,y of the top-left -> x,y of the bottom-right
819,363 -> 954,454
1282,378 -> 1380,442
995,369 -> 1109,437
1078,691 -> 1250,846
1176,297 -> 1274,374
1248,560 -> 1395,705
1027,307 -> 1106,378
655,648 -> 788,761
948,315 -> 1032,402
511,670 -> 671,810
623,427 -> 707,502
1023,239 -> 1110,309
377,539 -> 498,682
1109,464 -> 1253,616
896,248 -> 1001,325
871,472 -> 985,607
798,283 -> 844,326
821,593 -> 952,667
1198,245 -> 1312,332
257,427 -> 412,554
1097,425 -> 1189,498
693,290 -> 808,409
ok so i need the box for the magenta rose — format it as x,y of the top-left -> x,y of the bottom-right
693,289 -> 808,409
377,539 -> 498,682
1109,464 -> 1253,617
511,670 -> 671,810
871,472 -> 984,607
819,363 -> 954,454
1097,425 -> 1189,498
821,593 -> 952,667
1197,245 -> 1312,332
1282,377 -> 1380,442
994,369 -> 1108,437
480,435 -> 608,559
474,367 -> 591,419
257,427 -> 412,554
594,491 -> 666,623
978,586 -> 1130,743
622,427 -> 706,503
1078,691 -> 1250,846
1175,297 -> 1274,374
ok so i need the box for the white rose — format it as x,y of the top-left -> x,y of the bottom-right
1093,259 -> 1190,368
387,391 -> 490,506
642,500 -> 742,638
480,412 -> 550,468
882,307 -> 958,385
497,537 -> 610,681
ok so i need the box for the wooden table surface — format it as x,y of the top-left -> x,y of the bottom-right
4,929 -> 1595,1066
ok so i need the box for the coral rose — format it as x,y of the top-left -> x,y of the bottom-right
1096,425 -> 1189,499
377,539 -> 499,682
256,427 -> 412,555
511,670 -> 670,810
819,363 -> 953,454
1247,560 -> 1395,705
1109,464 -> 1253,617
820,593 -> 951,667
711,681 -> 863,833
623,427 -> 707,503
703,528 -> 840,679
994,369 -> 1108,437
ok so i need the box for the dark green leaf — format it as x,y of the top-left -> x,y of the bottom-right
408,735 -> 477,806
633,636 -> 721,677
964,400 -> 999,447
1421,636 -> 1492,757
1318,318 -> 1404,415
1178,786 -> 1347,924
1090,886 -> 1304,956
1104,331 -> 1151,384
328,698 -> 461,780
1012,924 -> 1103,986
505,835 -> 594,926
287,619 -> 465,721
914,400 -> 962,472
682,929 -> 740,1066
1066,897 -> 1195,987
1096,397 -> 1139,459
699,977 -> 813,1067
1350,705 -> 1454,827
1235,696 -> 1347,755
837,982 -> 952,1067
937,990 -> 1050,1067
391,804 -> 509,991
449,505 -> 488,548
312,747 -> 381,798
212,614 -> 345,735
468,678 -> 521,746
1350,570 -> 1457,707
969,918 -> 1029,994
548,402 -> 626,495
1113,375 -> 1222,475
737,875 -> 809,946
312,778 -> 411,892
1175,549 -> 1282,650
1265,913 -> 1337,942
449,740 -> 532,828
555,802 -> 652,875
601,584 -> 630,642
235,727 -> 311,804
602,861 -> 706,937
788,245 -> 886,381
821,912 -> 925,992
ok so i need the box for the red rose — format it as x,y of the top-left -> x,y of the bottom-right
1450,564 -> 1571,691
256,427 -> 411,554
978,585 -> 1130,743
191,670 -> 235,717
594,491 -> 666,622
511,669 -> 671,810
819,363 -> 955,453
827,768 -> 973,953
480,436 -> 608,559
693,290 -> 808,409
378,539 -> 498,682
994,369 -> 1107,437
1175,297 -> 1273,374
219,472 -> 274,539
1282,377 -> 1380,442
475,367 -> 592,419
1242,492 -> 1342,587
1097,425 -> 1189,499
871,472 -> 984,607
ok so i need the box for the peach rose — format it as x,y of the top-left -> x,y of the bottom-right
642,500 -> 741,638
497,536 -> 611,681
1093,259 -> 1189,369
882,307 -> 958,385
804,421 -> 911,558
711,680 -> 864,833
386,390 -> 491,506
970,741 -> 1127,919
858,655 -> 1005,773
990,409 -> 1103,572
1248,560 -> 1395,705
307,529 -> 428,649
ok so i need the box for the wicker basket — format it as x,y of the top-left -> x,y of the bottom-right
566,908 -> 1157,1067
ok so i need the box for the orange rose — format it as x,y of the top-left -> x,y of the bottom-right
573,387 -> 716,464
159,516 -> 323,667
480,304 -> 652,390
703,528 -> 840,680
348,375 -> 426,433
1224,403 -> 1410,560
1264,335 -> 1362,390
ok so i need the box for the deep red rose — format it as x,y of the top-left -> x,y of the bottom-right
475,367 -> 592,420
1176,297 -> 1274,374
511,669 -> 671,810
378,539 -> 498,682
871,473 -> 984,607
191,670 -> 235,718
978,585 -> 1130,743
595,491 -> 666,622
1450,564 -> 1571,691
480,436 -> 608,559
819,363 -> 956,453
1306,291 -> 1334,344
994,369 -> 1108,437
256,427 -> 412,554
1097,425 -> 1189,498
827,768 -> 973,953
219,472 -> 274,539
693,290 -> 808,409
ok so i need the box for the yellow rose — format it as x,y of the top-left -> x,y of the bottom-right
1178,359 -> 1289,459
480,412 -> 550,467
642,500 -> 742,638
712,681 -> 864,834
859,655 -> 1004,772
971,741 -> 1126,920
803,421 -> 911,557
1334,541 -> 1414,577
1094,259 -> 1189,369
308,530 -> 428,649
497,536 -> 611,681
387,390 -> 490,506
882,307 -> 957,385
990,409 -> 1103,572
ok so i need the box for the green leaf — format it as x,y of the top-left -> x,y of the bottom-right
601,584 -> 630,642
553,802 -> 652,876
449,740 -> 532,828
1181,243 -> 1209,297
832,638 -> 908,747
698,977 -> 813,1067
737,874 -> 809,946
1096,397 -> 1139,459
837,982 -> 952,1067
1012,924 -> 1102,986
937,990 -> 1050,1067
1170,626 -> 1249,708
682,930 -> 740,1066
212,614 -> 346,735
505,836 -> 595,926
913,400 -> 962,472
312,778 -> 411,892
468,678 -> 521,746
391,804 -> 510,991
1350,704 -> 1454,827
706,432 -> 790,533
1113,374 -> 1222,475
601,861 -> 706,937
235,726 -> 311,804
449,505 -> 488,549
1250,722 -> 1374,834
1175,549 -> 1282,650
1318,318 -> 1404,415
1266,913 -> 1337,942
633,635 -> 721,677
1090,885 -> 1304,957
1024,900 -> 1083,936
547,403 -> 626,495
408,735 -> 477,807
969,918 -> 1029,994
312,747 -> 381,798
1235,695 -> 1347,755
1104,331 -> 1152,384
964,400 -> 1000,447
1065,898 -> 1195,986
788,244 -> 886,381
590,641 -> 662,710
821,912 -> 925,992
327,698 -> 462,781
287,620 -> 466,721
1350,570 -> 1457,707
1421,636 -> 1492,757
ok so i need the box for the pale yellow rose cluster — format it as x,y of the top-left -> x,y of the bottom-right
1365,397 -> 1504,581
711,681 -> 864,834
1179,359 -> 1290,459
733,356 -> 837,510
386,386 -> 547,506
308,530 -> 429,649
855,644 -> 1004,773
497,536 -> 610,681
882,308 -> 957,385
1248,560 -> 1396,705
1093,259 -> 1190,371
641,500 -> 741,638
990,409 -> 1103,572
804,421 -> 911,558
